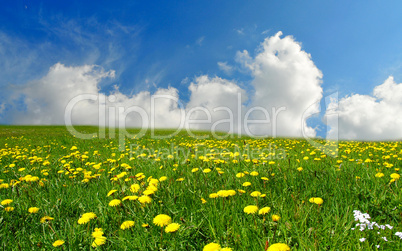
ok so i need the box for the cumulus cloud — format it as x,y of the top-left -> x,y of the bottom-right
326,76 -> 402,140
9,63 -> 185,129
185,75 -> 247,135
3,31 -> 326,139
236,31 -> 323,138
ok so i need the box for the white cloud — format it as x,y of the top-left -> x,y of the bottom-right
185,75 -> 247,135
2,31 -> 329,139
217,61 -> 234,75
326,76 -> 402,140
10,63 -> 184,129
236,31 -> 323,138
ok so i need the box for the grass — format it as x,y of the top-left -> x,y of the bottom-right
0,125 -> 401,250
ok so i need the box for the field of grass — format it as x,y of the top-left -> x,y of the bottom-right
1,126 -> 402,250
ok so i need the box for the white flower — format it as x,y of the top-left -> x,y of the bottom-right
381,236 -> 388,242
359,238 -> 366,242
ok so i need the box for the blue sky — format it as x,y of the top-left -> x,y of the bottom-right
1,0 -> 402,140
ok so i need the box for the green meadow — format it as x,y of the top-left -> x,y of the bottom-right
0,126 -> 401,250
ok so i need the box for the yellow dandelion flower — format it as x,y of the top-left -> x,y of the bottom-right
250,191 -> 262,197
4,207 -> 14,212
122,195 -> 138,201
309,197 -> 324,205
242,182 -> 251,187
0,183 -> 9,189
390,173 -> 400,180
52,240 -> 65,247
40,216 -> 54,223
201,198 -> 207,204
130,184 -> 141,193
92,228 -> 104,238
153,214 -> 172,227
143,189 -> 155,196
238,189 -> 246,194
120,220 -> 135,230
138,195 -> 152,204
236,172 -> 245,178
209,193 -> 218,198
261,177 -> 269,181
258,207 -> 271,215
267,243 -> 290,251
92,236 -> 107,247
203,242 -> 221,251
244,205 -> 258,214
165,223 -> 180,233
107,189 -> 118,197
142,223 -> 150,228
250,171 -> 259,176
297,167 -> 303,172
1,199 -> 13,205
159,176 -> 168,182
272,214 -> 281,222
191,168 -> 199,173
375,172 -> 384,178
203,168 -> 211,173
28,207 -> 40,213
108,199 -> 121,207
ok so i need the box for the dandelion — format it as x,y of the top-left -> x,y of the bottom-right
153,214 -> 172,227
52,240 -> 65,247
143,189 -> 155,196
203,168 -> 211,173
390,173 -> 400,180
1,199 -> 13,205
107,189 -> 118,197
250,191 -> 262,197
244,205 -> 258,214
242,182 -> 251,187
201,198 -> 207,204
40,216 -> 54,223
28,207 -> 40,214
165,223 -> 180,233
120,220 -> 135,230
209,193 -> 218,198
4,207 -> 14,212
267,243 -> 290,251
122,195 -> 138,201
0,183 -> 9,189
138,195 -> 152,204
191,168 -> 199,173
375,172 -> 384,178
92,236 -> 106,247
130,184 -> 141,193
258,207 -> 271,215
203,242 -> 221,251
92,228 -> 104,238
142,223 -> 150,228
309,197 -> 324,205
250,171 -> 259,176
272,214 -> 281,222
108,199 -> 121,207
159,176 -> 168,182
78,212 -> 96,224
236,172 -> 245,178
297,167 -> 303,172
